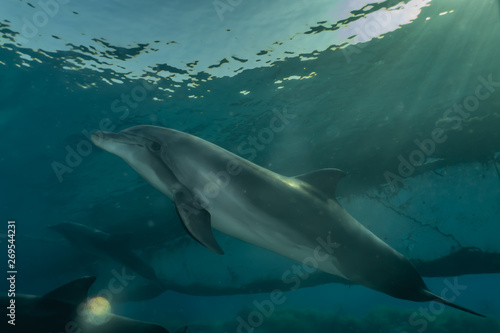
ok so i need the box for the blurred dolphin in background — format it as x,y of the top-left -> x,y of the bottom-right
48,222 -> 164,287
0,276 -> 187,332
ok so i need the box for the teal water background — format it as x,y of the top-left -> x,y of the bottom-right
1,0 -> 500,332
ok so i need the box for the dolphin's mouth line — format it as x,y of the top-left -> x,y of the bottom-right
92,131 -> 150,147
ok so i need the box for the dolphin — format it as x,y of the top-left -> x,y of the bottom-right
0,276 -> 187,333
91,125 -> 485,317
48,222 -> 164,287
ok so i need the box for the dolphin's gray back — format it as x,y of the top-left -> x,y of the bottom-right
161,133 -> 359,274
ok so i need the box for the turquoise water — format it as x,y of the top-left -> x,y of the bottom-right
1,0 -> 500,332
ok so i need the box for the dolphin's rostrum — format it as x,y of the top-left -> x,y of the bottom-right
91,125 -> 485,317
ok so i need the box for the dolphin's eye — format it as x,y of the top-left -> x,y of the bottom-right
149,142 -> 161,152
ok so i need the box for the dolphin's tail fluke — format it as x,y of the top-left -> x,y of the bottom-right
420,289 -> 486,318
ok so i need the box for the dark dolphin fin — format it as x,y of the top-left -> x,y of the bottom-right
294,168 -> 347,198
173,190 -> 224,255
420,289 -> 486,318
41,276 -> 96,305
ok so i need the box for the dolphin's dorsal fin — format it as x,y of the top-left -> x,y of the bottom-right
174,190 -> 224,255
294,168 -> 347,198
41,276 -> 96,305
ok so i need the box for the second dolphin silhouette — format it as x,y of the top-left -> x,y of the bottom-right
48,222 -> 164,287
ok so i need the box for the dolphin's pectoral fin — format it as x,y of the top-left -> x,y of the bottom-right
294,168 -> 347,198
174,190 -> 224,255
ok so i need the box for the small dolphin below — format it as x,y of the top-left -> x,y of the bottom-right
92,125 -> 485,317
0,276 -> 187,333
48,222 -> 164,287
